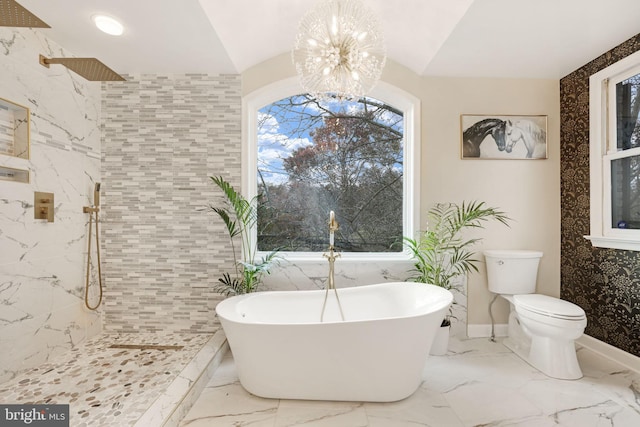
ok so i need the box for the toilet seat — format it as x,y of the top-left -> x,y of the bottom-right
513,294 -> 585,320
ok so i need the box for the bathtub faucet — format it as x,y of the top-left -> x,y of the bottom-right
324,245 -> 340,290
321,211 -> 344,321
324,210 -> 340,290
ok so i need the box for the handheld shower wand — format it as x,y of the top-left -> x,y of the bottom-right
84,182 -> 103,310
83,182 -> 100,213
94,182 -> 101,207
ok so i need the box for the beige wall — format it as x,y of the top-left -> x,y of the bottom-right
242,54 -> 561,332
417,72 -> 560,330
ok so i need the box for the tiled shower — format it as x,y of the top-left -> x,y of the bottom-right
0,27 -> 102,384
101,73 -> 240,333
0,27 -> 236,425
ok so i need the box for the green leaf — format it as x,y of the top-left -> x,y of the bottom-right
211,207 -> 240,238
210,176 -> 281,295
403,200 -> 511,289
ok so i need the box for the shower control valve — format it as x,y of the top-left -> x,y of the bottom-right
34,191 -> 54,222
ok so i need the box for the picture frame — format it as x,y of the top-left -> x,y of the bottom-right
460,114 -> 548,159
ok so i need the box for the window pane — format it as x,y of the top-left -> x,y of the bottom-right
611,154 -> 640,229
257,95 -> 404,252
615,73 -> 640,150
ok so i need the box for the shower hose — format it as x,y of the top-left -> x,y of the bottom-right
84,208 -> 103,310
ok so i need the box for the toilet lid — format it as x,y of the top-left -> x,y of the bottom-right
514,294 -> 586,320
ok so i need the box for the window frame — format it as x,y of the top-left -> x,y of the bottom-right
587,50 -> 640,250
243,77 -> 421,262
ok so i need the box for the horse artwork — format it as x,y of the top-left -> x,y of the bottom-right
505,119 -> 547,159
461,115 -> 547,159
461,118 -> 506,157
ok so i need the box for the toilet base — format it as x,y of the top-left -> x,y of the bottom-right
504,321 -> 583,380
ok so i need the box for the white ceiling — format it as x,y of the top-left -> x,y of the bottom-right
16,0 -> 640,79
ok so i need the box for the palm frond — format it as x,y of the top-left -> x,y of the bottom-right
405,200 -> 511,290
211,207 -> 240,238
211,176 -> 242,211
211,175 -> 258,230
213,273 -> 244,297
209,176 -> 280,295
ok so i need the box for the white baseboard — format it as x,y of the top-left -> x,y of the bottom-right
467,323 -> 640,374
577,334 -> 640,374
467,323 -> 508,338
467,328 -> 639,374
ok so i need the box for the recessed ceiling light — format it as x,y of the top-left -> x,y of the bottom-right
92,15 -> 124,36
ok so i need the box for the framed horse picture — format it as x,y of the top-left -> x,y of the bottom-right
460,114 -> 548,159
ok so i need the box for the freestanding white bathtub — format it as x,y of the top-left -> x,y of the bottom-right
215,282 -> 453,402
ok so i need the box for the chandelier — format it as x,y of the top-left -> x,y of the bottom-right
292,0 -> 386,100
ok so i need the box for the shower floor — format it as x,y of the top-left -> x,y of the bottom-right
0,330 -> 228,427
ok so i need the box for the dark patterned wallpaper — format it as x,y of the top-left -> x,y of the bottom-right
560,34 -> 640,356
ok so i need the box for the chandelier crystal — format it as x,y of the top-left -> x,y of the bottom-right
292,0 -> 386,100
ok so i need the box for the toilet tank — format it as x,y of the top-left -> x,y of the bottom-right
483,250 -> 543,294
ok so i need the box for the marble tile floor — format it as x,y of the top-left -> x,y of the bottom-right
180,337 -> 640,427
0,330 -> 227,427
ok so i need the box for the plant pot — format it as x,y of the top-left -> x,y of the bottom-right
430,324 -> 450,356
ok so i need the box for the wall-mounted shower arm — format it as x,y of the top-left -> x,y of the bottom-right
39,55 -> 126,81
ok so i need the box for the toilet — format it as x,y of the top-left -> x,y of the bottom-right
484,249 -> 587,380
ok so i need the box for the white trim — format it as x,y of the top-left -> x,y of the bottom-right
604,146 -> 640,161
469,328 -> 640,374
243,79 -> 421,262
585,234 -> 640,251
467,323 -> 509,338
589,68 -> 607,240
264,251 -> 416,263
588,49 -> 640,251
242,77 -> 306,199
577,334 -> 640,374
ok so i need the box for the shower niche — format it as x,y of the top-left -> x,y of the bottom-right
0,97 -> 30,159
0,97 -> 30,183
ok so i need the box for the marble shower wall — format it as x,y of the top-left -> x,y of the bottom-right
101,74 -> 241,333
0,28 -> 102,383
560,33 -> 640,356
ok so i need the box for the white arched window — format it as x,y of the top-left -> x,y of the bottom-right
243,78 -> 420,261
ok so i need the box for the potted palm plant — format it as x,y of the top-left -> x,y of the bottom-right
403,201 -> 510,354
209,176 -> 279,296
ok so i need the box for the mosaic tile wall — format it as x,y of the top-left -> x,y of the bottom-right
0,28 -> 102,383
560,33 -> 640,356
101,74 -> 241,333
